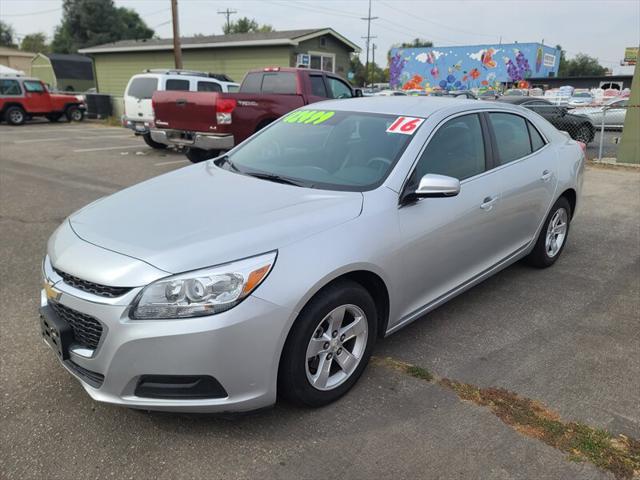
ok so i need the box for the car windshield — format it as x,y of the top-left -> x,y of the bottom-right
223,110 -> 417,191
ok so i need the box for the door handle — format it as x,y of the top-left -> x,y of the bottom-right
541,170 -> 552,182
480,196 -> 498,211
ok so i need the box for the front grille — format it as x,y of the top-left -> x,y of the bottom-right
50,301 -> 103,350
53,267 -> 132,298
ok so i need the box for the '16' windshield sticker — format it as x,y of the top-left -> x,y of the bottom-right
283,110 -> 335,125
386,116 -> 425,135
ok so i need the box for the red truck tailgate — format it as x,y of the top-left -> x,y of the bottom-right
153,91 -> 219,132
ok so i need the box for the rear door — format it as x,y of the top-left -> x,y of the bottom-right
486,111 -> 557,254
124,76 -> 158,123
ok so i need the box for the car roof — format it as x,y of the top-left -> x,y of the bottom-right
303,96 -> 492,116
495,96 -> 546,105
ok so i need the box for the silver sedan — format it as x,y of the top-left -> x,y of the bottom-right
572,97 -> 628,128
40,97 -> 584,412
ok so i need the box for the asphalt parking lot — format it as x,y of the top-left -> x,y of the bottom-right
1,121 -> 639,480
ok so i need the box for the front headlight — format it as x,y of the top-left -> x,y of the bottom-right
130,251 -> 276,319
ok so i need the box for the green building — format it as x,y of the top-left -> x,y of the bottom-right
31,53 -> 96,92
79,28 -> 360,98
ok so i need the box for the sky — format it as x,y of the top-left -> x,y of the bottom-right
1,0 -> 638,74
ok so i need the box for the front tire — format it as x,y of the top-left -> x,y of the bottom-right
185,148 -> 219,163
5,106 -> 26,125
142,133 -> 167,150
65,105 -> 84,122
526,196 -> 571,268
279,280 -> 377,407
574,124 -> 593,144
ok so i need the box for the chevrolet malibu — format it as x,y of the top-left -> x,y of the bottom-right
40,97 -> 584,412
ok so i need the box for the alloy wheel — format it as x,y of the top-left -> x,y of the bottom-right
9,110 -> 24,124
545,208 -> 568,258
305,304 -> 368,391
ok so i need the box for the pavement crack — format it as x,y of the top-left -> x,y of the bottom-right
372,356 -> 640,480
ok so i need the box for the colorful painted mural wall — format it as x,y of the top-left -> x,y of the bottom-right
389,43 -> 560,92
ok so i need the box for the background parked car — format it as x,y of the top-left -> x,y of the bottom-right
496,96 -> 595,144
572,97 -> 628,129
122,69 -> 239,149
568,89 -> 594,107
374,89 -> 407,96
0,75 -> 86,125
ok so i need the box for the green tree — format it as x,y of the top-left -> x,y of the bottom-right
396,38 -> 433,49
565,53 -> 607,77
222,17 -> 274,35
555,44 -> 568,77
349,54 -> 388,86
0,21 -> 17,48
21,33 -> 50,54
51,0 -> 153,53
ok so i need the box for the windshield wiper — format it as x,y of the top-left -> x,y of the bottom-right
216,155 -> 241,172
244,171 -> 310,188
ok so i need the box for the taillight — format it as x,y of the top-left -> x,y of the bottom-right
263,67 -> 280,72
216,98 -> 236,124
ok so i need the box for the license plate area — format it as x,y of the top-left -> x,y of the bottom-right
134,123 -> 146,132
40,305 -> 74,360
167,131 -> 195,144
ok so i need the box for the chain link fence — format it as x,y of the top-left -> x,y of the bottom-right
520,102 -> 632,161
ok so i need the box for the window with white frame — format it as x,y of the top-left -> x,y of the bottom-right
308,52 -> 335,73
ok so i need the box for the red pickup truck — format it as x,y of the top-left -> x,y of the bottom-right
0,76 -> 86,125
150,67 -> 360,162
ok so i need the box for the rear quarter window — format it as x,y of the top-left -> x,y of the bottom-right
127,77 -> 158,99
489,113 -> 533,164
197,81 -> 222,92
0,79 -> 22,95
241,73 -> 263,93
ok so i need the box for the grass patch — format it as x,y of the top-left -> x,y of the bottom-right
373,356 -> 640,479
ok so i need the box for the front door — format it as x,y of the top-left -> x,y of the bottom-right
22,80 -> 51,113
395,113 -> 504,322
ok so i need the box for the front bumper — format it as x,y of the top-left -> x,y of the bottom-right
150,129 -> 234,151
40,261 -> 290,412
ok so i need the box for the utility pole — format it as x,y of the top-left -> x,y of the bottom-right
171,0 -> 182,69
371,43 -> 377,86
218,8 -> 237,33
361,0 -> 378,88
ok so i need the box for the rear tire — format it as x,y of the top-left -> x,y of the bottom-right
574,124 -> 593,144
525,196 -> 571,268
5,106 -> 26,125
278,280 -> 377,407
142,133 -> 167,150
65,105 -> 84,122
185,148 -> 219,163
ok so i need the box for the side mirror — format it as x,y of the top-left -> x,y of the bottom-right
400,174 -> 461,205
354,88 -> 364,97
416,173 -> 460,197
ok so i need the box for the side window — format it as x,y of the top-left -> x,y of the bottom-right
326,77 -> 352,99
489,113 -> 532,165
0,79 -> 22,95
309,75 -> 327,97
527,121 -> 546,152
414,114 -> 486,181
165,79 -> 190,91
23,81 -> 45,93
241,73 -> 262,93
197,81 -> 222,92
127,77 -> 158,99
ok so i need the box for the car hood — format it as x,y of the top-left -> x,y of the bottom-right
69,163 -> 363,273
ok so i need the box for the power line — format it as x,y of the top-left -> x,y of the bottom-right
217,8 -> 238,33
0,7 -> 61,17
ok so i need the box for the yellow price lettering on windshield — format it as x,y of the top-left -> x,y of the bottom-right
283,110 -> 335,125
